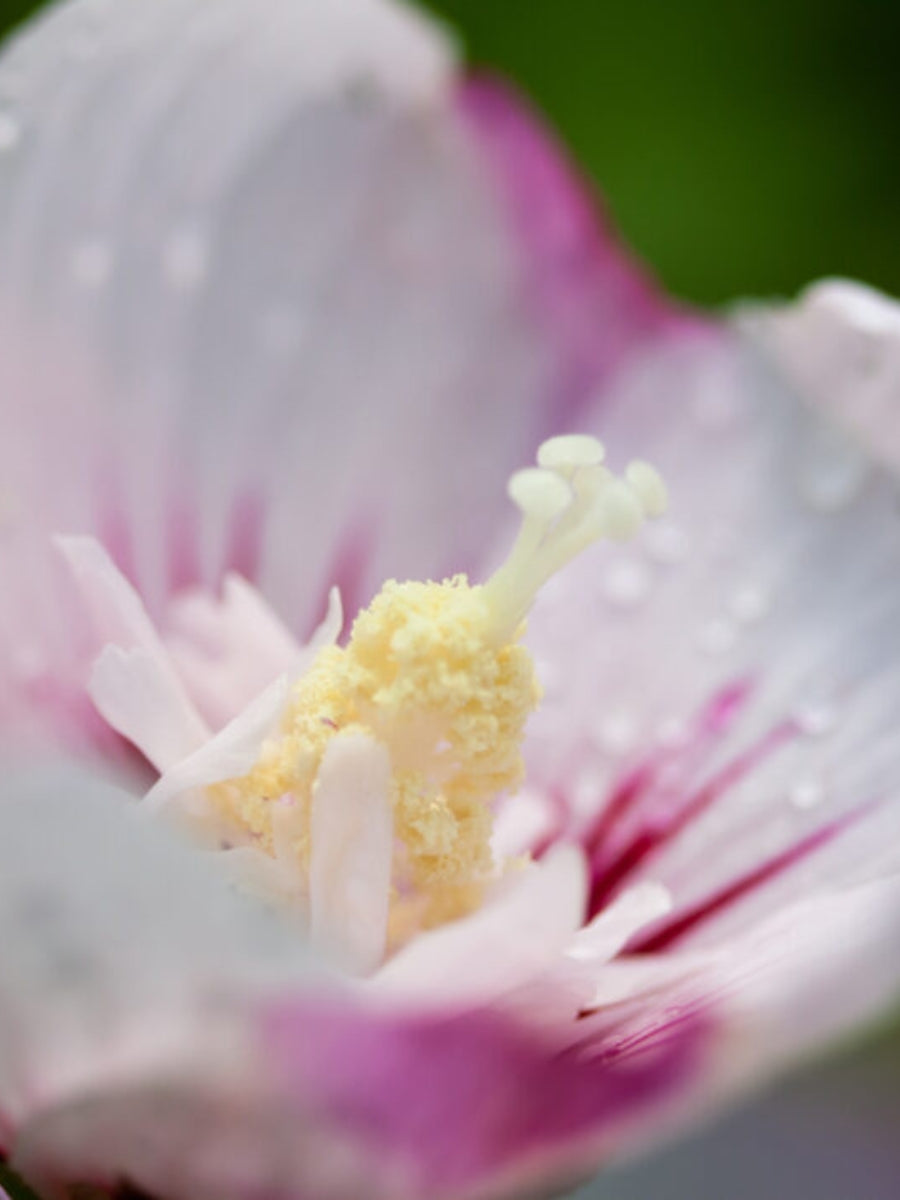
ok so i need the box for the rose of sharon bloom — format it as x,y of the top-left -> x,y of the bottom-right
0,1 -> 899,1199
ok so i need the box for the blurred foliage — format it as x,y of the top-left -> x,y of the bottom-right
0,1163 -> 39,1200
0,0 -> 898,306
423,0 -> 900,307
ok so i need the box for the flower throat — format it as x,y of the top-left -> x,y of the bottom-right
210,436 -> 666,946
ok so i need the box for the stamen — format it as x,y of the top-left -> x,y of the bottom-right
483,436 -> 668,639
626,460 -> 668,517
208,434 -> 667,958
537,433 -> 606,473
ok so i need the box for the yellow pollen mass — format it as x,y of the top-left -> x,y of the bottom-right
210,435 -> 666,946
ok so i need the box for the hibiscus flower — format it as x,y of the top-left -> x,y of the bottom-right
0,1 -> 898,1199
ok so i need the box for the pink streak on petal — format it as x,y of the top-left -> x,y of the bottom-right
264,1000 -> 708,1198
582,681 -> 756,861
587,719 -> 799,919
11,675 -> 154,785
222,489 -> 266,586
629,808 -> 870,954
458,74 -> 701,429
533,681 -> 755,867
166,487 -> 202,597
94,472 -> 138,591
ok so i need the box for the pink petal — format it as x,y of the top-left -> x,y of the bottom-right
522,319 -> 900,961
258,997 -> 708,1200
163,574 -> 308,729
458,73 -> 695,426
0,0 -> 683,651
8,1000 -> 708,1200
0,532 -> 135,768
58,537 -> 209,770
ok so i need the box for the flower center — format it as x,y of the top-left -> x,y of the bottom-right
209,436 -> 665,946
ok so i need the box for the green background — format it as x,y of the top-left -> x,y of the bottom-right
421,0 -> 900,307
422,0 -> 900,307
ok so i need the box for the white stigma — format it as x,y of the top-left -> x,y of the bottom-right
483,435 -> 667,637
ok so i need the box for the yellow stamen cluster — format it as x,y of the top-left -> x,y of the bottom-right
212,576 -> 538,929
210,435 -> 666,945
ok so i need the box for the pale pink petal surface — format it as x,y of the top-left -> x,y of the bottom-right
0,0 -> 679,772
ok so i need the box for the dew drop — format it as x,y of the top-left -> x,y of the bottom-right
691,383 -> 742,430
795,700 -> 839,738
789,778 -> 825,810
645,520 -> 690,566
70,237 -> 113,289
0,109 -> 22,152
602,558 -> 651,608
572,764 -> 612,818
591,711 -> 637,756
656,716 -> 690,749
729,584 -> 770,625
697,617 -> 737,656
797,427 -> 869,513
163,225 -> 209,291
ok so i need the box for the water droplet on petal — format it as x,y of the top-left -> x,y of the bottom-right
790,778 -> 825,810
730,584 -> 770,625
797,427 -> 869,513
697,617 -> 737,656
692,383 -> 742,430
0,110 -> 21,152
645,520 -> 690,565
602,558 -> 651,608
795,700 -> 839,738
572,765 -> 612,818
656,716 -> 690,749
591,711 -> 637,756
163,225 -> 209,291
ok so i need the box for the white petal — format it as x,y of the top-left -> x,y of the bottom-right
143,673 -> 290,823
89,644 -> 209,772
146,585 -> 343,825
567,883 -> 672,964
491,786 -> 558,859
164,574 -> 305,728
59,537 -> 209,769
372,844 -> 587,1005
309,732 -> 393,976
749,278 -> 900,473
